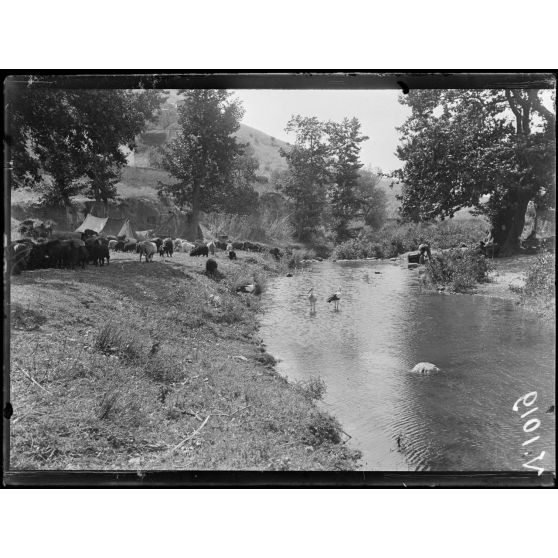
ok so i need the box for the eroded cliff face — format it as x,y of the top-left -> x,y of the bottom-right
11,197 -> 201,239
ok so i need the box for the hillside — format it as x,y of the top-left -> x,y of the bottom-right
128,94 -> 291,196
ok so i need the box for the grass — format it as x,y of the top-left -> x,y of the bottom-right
9,248 -> 361,471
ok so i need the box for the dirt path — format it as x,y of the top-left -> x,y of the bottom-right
473,253 -> 540,302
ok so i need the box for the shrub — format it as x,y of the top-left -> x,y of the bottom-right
522,252 -> 555,299
425,249 -> 493,292
294,376 -> 327,400
311,243 -> 333,259
304,412 -> 341,445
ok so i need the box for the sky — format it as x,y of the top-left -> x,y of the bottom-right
231,89 -> 411,173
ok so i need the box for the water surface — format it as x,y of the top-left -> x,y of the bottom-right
260,260 -> 556,471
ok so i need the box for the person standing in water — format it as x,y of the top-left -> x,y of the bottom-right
418,242 -> 432,264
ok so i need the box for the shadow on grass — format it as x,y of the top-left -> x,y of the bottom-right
11,260 -> 190,304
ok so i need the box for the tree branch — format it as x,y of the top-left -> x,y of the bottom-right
505,90 -> 523,134
528,90 -> 556,127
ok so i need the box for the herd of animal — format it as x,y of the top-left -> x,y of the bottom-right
10,229 -> 285,275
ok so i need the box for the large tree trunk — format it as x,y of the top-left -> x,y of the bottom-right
188,181 -> 201,241
490,192 -> 530,256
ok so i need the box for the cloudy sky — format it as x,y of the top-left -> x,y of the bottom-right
231,89 -> 411,173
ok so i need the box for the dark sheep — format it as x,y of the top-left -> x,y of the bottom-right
159,238 -> 174,257
114,241 -> 126,252
81,229 -> 98,241
190,245 -> 209,257
243,241 -> 266,253
123,241 -> 137,253
228,250 -> 237,260
59,240 -> 81,269
41,239 -> 63,268
77,246 -> 89,269
10,241 -> 33,274
151,238 -> 163,251
232,241 -> 244,250
206,258 -> 218,275
269,247 -> 283,260
215,241 -> 228,250
86,243 -> 110,266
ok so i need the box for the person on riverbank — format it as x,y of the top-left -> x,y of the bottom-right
418,242 -> 432,264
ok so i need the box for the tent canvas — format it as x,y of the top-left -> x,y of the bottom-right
117,219 -> 136,241
75,214 -> 136,240
75,214 -> 108,233
102,217 -> 127,237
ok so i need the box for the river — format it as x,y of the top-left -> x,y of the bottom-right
260,259 -> 556,472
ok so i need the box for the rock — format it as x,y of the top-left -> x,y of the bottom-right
412,362 -> 441,374
286,273 -> 293,277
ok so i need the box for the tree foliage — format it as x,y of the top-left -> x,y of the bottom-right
394,89 -> 556,254
158,90 -> 251,235
355,169 -> 388,229
6,77 -> 165,205
279,115 -> 372,242
326,118 -> 369,241
278,116 -> 330,241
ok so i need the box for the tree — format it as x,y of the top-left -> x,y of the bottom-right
158,90 -> 246,238
354,169 -> 388,229
279,116 -> 330,241
6,78 -> 165,205
394,89 -> 555,255
326,118 -> 369,241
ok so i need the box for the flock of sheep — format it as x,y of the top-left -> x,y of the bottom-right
10,226 -> 284,275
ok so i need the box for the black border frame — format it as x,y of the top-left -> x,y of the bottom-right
3,70 -> 557,488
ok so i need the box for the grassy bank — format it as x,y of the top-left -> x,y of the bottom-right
9,250 -> 360,470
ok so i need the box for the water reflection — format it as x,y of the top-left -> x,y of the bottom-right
261,260 -> 555,471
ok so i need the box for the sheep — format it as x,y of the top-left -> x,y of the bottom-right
138,241 -> 157,262
207,241 -> 216,256
180,241 -> 195,252
206,258 -> 218,275
190,244 -> 209,257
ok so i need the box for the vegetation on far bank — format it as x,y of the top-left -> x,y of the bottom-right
9,250 -> 361,471
332,219 -> 488,261
509,251 -> 556,320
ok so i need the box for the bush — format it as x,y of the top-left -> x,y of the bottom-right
311,243 -> 333,259
294,376 -> 327,400
522,252 -> 555,299
425,249 -> 493,292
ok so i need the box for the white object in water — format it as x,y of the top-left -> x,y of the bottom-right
412,362 -> 441,374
